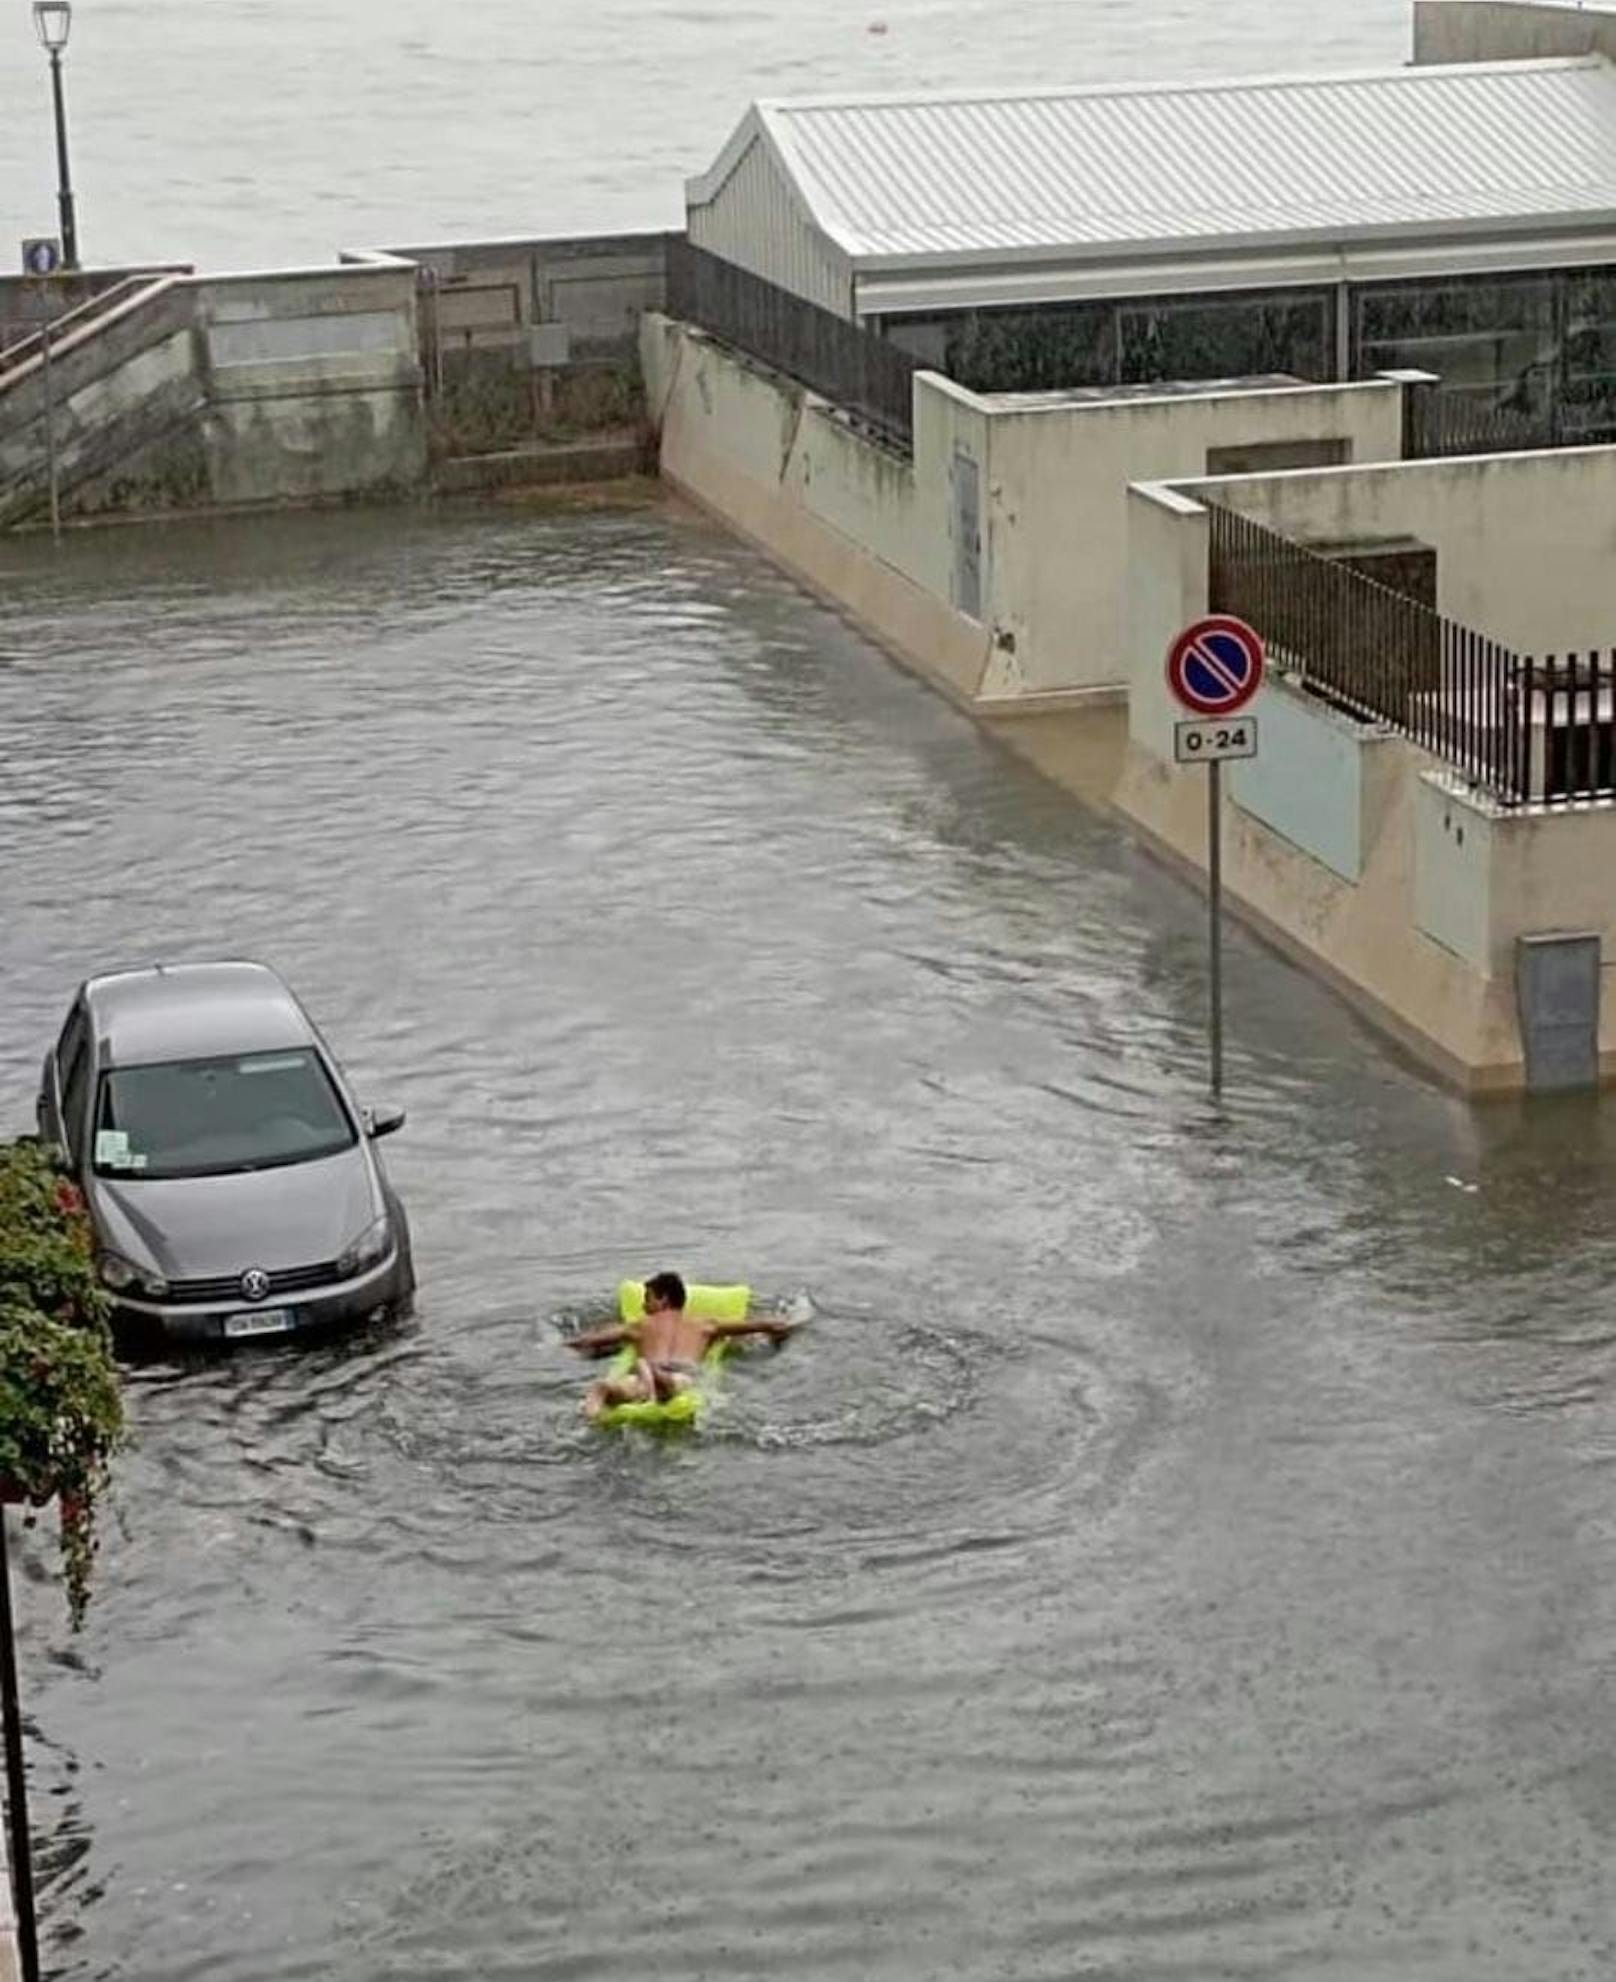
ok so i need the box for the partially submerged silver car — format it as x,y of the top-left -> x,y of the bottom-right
37,962 -> 415,1347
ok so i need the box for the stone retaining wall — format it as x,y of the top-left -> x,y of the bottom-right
0,260 -> 425,526
1413,0 -> 1616,62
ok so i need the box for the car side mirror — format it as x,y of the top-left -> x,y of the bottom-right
365,1104 -> 406,1140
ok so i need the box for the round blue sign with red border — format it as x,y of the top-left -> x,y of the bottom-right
1166,616 -> 1266,718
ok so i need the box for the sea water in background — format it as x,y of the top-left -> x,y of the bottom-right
0,0 -> 1409,269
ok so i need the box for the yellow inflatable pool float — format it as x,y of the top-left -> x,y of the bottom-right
593,1281 -> 752,1429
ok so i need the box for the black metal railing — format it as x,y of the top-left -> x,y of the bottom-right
666,237 -> 919,451
1208,505 -> 1616,808
1516,653 -> 1616,804
1404,380 -> 1616,460
1405,385 -> 1556,460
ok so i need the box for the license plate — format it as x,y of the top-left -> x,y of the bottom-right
224,1308 -> 294,1339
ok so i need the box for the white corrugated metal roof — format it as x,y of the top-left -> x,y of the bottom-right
690,58 -> 1616,273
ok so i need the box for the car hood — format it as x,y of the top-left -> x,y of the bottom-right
88,1146 -> 381,1279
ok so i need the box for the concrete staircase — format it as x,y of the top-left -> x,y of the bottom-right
0,275 -> 205,529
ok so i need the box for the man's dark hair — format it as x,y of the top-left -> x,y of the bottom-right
644,1271 -> 687,1311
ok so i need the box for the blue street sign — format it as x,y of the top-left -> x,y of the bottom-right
21,239 -> 62,278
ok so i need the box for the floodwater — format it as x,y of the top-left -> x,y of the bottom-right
1,496 -> 1616,1980
0,0 -> 1411,270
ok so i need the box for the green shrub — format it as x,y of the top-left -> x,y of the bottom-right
0,1142 -> 125,1628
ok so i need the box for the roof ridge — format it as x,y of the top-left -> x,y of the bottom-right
706,55 -> 1616,283
756,53 -> 1610,121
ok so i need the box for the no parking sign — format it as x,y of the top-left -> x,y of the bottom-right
1165,613 -> 1268,1096
1167,615 -> 1265,761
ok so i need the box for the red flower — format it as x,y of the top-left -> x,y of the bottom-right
52,1181 -> 85,1219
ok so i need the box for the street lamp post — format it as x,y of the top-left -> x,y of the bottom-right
33,2 -> 79,273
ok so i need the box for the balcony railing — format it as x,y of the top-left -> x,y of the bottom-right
1208,505 -> 1614,808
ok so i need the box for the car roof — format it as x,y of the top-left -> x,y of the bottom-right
82,962 -> 316,1068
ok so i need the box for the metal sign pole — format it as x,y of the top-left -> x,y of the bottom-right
0,1510 -> 41,1982
1208,759 -> 1223,1097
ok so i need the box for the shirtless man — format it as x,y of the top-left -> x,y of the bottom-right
570,1271 -> 794,1420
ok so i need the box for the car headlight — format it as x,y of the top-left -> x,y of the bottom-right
336,1215 -> 391,1279
98,1252 -> 170,1300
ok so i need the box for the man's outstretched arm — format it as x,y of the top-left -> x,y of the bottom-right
567,1322 -> 634,1356
706,1316 -> 795,1343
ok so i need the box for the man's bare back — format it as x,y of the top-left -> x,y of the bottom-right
570,1270 -> 795,1420
634,1307 -> 722,1369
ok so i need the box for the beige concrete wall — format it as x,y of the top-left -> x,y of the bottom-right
644,312 -> 1414,702
1199,446 -> 1616,655
1120,482 -> 1516,1083
1124,485 -> 1211,764
977,694 -> 1131,804
1120,477 -> 1616,1090
1489,790 -> 1616,969
1116,720 -> 1523,1089
981,382 -> 1407,695
1412,1 -> 1616,63
1416,773 -> 1616,1075
643,313 -> 991,704
1413,776 -> 1495,969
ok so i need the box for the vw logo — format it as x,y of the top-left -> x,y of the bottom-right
239,1268 -> 272,1303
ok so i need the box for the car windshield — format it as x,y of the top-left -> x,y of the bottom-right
93,1049 -> 357,1181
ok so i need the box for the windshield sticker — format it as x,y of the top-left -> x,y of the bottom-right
238,1054 -> 307,1075
95,1129 -> 138,1169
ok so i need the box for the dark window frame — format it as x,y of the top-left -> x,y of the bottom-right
881,282 -> 1339,396
57,1008 -> 91,1166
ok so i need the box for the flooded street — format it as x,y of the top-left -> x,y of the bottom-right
1,498 -> 1615,1979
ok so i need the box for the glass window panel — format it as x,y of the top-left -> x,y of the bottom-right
1566,266 -> 1616,326
940,303 -> 1118,393
1119,290 -> 1330,385
882,318 -> 948,367
94,1051 -> 356,1181
1356,274 -> 1558,414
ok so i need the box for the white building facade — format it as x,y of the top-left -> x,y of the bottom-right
687,51 -> 1616,449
